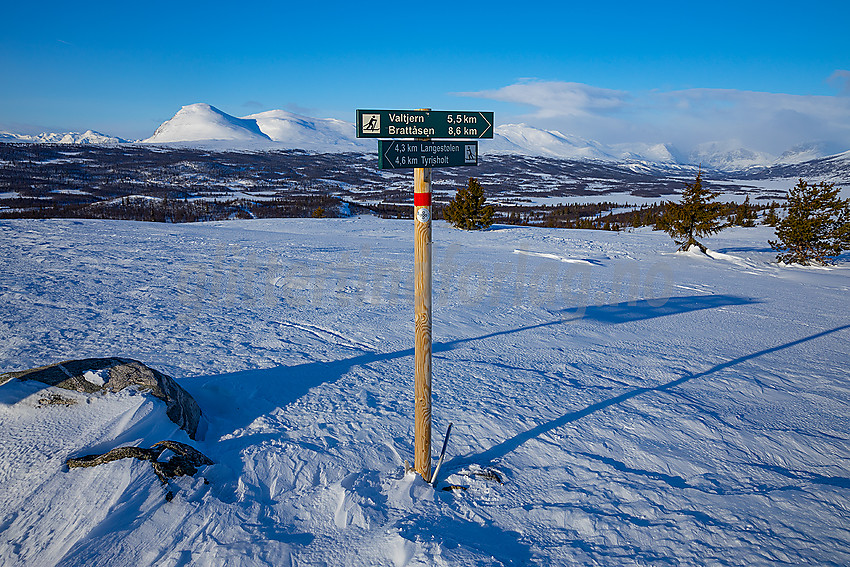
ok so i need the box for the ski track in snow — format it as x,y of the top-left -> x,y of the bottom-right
1,217 -> 849,566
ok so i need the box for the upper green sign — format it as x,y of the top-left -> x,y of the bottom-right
356,110 -> 494,139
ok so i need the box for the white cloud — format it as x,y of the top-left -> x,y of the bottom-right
457,81 -> 629,118
827,70 -> 850,96
658,88 -> 850,153
459,80 -> 850,156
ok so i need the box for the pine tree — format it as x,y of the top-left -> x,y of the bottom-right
656,170 -> 726,253
763,202 -> 780,227
769,179 -> 850,265
444,177 -> 494,230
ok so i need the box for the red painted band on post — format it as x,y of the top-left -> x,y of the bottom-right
414,193 -> 431,207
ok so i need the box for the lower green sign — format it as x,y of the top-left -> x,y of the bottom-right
378,140 -> 478,169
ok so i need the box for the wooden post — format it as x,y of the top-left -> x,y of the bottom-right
413,126 -> 433,481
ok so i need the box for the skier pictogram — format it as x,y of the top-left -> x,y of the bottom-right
362,113 -> 380,134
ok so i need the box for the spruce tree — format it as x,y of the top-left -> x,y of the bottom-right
763,202 -> 780,226
732,195 -> 758,227
444,177 -> 494,230
769,179 -> 850,265
656,170 -> 726,253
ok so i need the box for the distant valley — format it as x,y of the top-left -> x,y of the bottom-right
1,140 -> 848,229
2,103 -> 849,228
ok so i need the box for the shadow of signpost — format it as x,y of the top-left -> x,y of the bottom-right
181,294 -> 759,441
445,322 -> 850,470
1,294 -> 761,427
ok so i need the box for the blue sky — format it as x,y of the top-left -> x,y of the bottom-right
2,1 -> 848,154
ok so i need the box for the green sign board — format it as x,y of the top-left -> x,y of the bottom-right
378,140 -> 478,169
357,110 -> 494,139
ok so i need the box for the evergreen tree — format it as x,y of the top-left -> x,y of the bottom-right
769,179 -> 850,265
656,170 -> 726,253
763,202 -> 780,226
444,177 -> 494,230
732,195 -> 758,227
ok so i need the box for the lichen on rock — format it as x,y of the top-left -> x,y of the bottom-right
67,440 -> 213,484
0,358 -> 202,439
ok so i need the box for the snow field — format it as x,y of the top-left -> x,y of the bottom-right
1,217 -> 849,565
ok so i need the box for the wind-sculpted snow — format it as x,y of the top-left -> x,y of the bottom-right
1,218 -> 849,565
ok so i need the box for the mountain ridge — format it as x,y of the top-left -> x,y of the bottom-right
4,103 -> 849,173
140,104 -> 850,172
0,130 -> 126,145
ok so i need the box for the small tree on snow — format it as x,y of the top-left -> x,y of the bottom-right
769,179 -> 850,265
656,170 -> 726,253
763,202 -> 780,227
444,177 -> 494,230
731,195 -> 758,227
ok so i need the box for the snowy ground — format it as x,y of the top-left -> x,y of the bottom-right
1,217 -> 849,566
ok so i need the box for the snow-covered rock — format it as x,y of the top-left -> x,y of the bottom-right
1,358 -> 203,439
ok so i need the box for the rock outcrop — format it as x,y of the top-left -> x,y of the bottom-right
67,440 -> 213,484
0,358 -> 202,439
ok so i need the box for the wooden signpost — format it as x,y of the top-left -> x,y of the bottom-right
357,107 -> 491,482
413,160 -> 432,480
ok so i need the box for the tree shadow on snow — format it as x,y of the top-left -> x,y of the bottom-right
181,294 -> 757,443
714,245 -> 776,254
439,294 -> 757,347
447,322 -> 850,469
562,294 -> 755,325
0,294 -> 757,424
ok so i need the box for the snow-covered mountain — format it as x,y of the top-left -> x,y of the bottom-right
142,103 -> 373,152
141,104 -> 848,171
0,130 -> 126,145
139,105 -> 685,164
686,142 -> 776,171
680,141 -> 850,172
5,103 -> 847,173
244,109 -> 373,152
490,130 -> 685,165
487,123 -> 613,161
609,142 -> 678,164
775,142 -> 847,165
143,103 -> 272,145
140,105 -> 633,161
735,148 -> 850,188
